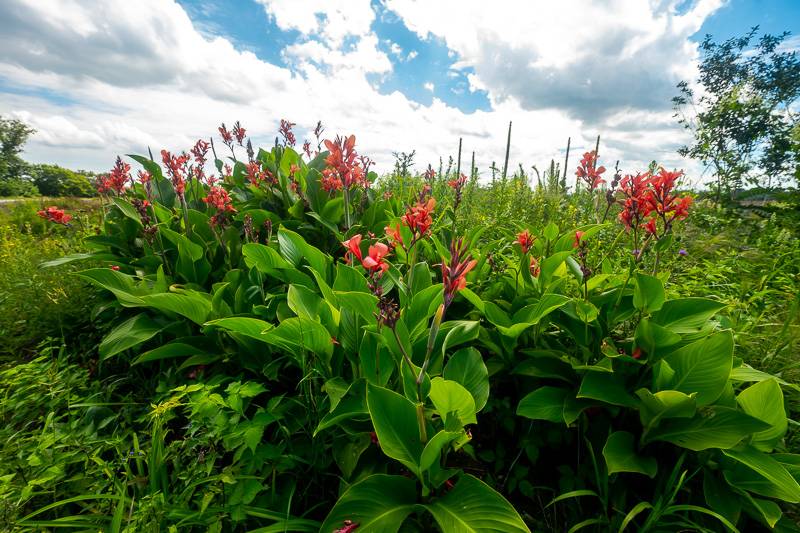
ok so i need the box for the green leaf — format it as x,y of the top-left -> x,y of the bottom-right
265,317 -> 333,362
440,321 -> 480,356
320,474 -> 417,533
646,406 -> 771,451
420,430 -> 462,472
634,319 -> 681,357
602,431 -> 657,478
287,284 -> 322,320
577,372 -> 637,408
662,330 -> 733,406
366,384 -> 422,477
112,197 -> 143,226
636,389 -> 697,429
133,341 -> 210,365
652,298 -> 727,333
425,474 -> 530,532
99,314 -> 164,360
429,377 -> 477,425
242,243 -> 291,271
141,291 -> 212,325
336,291 -> 379,322
444,347 -> 490,412
736,379 -> 787,452
723,446 -> 800,503
278,228 -> 329,280
204,317 -> 274,342
618,501 -> 653,532
517,386 -> 569,423
76,268 -> 145,306
315,380 -> 368,436
633,273 -> 665,313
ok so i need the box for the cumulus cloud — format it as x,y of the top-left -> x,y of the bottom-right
385,0 -> 723,121
0,0 -> 715,181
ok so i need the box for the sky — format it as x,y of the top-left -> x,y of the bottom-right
0,0 -> 798,185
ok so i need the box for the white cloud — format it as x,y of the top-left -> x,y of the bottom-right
424,82 -> 435,92
385,0 -> 723,120
0,0 -> 712,182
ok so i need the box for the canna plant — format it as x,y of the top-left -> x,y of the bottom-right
34,120 -> 799,532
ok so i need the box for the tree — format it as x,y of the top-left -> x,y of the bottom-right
30,164 -> 96,197
673,27 -> 800,200
0,116 -> 35,181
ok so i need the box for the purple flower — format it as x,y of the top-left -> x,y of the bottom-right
631,249 -> 641,257
678,249 -> 688,256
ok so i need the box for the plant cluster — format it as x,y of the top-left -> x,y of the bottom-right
11,121 -> 800,532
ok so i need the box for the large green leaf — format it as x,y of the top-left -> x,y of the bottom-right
444,347 -> 489,412
491,294 -> 569,338
265,317 -> 333,362
204,317 -> 275,342
287,284 -> 322,320
633,273 -> 665,313
646,406 -> 771,451
425,474 -> 530,532
517,387 -> 569,423
577,372 -> 637,408
429,377 -> 477,425
336,291 -> 379,322
652,298 -> 726,333
320,474 -> 417,533
636,389 -> 697,429
366,384 -> 422,477
736,379 -> 787,452
76,268 -> 145,306
99,314 -> 164,360
141,291 -> 212,325
278,227 -> 329,280
315,380 -> 368,436
133,340 -> 211,365
723,446 -> 800,503
420,430 -> 462,472
662,330 -> 733,406
602,431 -> 657,478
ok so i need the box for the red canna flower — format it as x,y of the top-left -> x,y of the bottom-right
632,347 -> 642,360
37,206 -> 72,225
517,229 -> 535,254
246,160 -> 274,186
361,243 -> 390,275
643,217 -> 658,236
424,165 -> 436,183
385,224 -> 403,246
529,256 -> 541,277
576,150 -> 606,190
110,265 -> 120,271
447,173 -> 467,191
341,234 -> 363,264
137,170 -> 151,184
279,119 -> 296,146
202,186 -> 236,227
302,140 -> 312,158
97,156 -> 131,195
573,231 -> 585,248
322,134 -> 366,192
334,520 -> 359,533
232,121 -> 246,145
218,123 -> 234,147
441,237 -> 477,309
161,150 -> 190,196
618,172 -> 653,231
402,198 -> 436,237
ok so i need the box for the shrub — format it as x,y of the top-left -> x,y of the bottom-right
23,122 -> 799,531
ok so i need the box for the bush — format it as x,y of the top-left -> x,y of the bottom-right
0,176 -> 38,197
31,164 -> 96,197
15,123 -> 800,531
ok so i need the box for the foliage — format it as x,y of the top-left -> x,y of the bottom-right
674,27 -> 800,196
30,164 -> 96,197
0,115 -> 35,187
2,121 -> 798,532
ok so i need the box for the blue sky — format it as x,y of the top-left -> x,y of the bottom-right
0,0 -> 797,182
